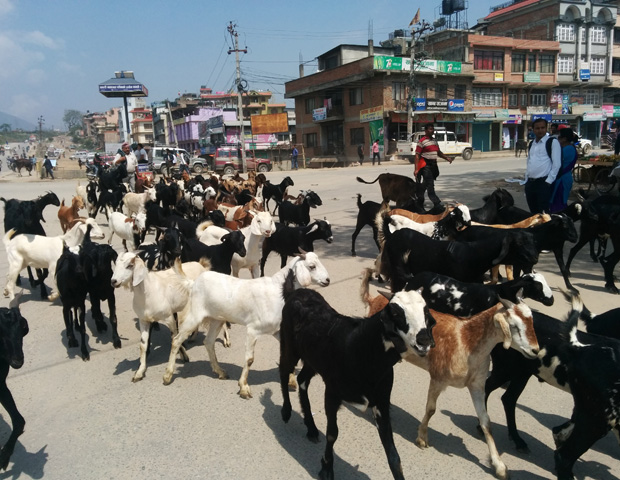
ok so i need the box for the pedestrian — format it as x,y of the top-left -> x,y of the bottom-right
291,146 -> 299,170
550,123 -> 559,138
414,123 -> 453,209
524,117 -> 561,214
549,127 -> 578,213
163,148 -> 174,177
178,151 -> 190,176
43,155 -> 54,180
114,142 -> 137,191
136,143 -> 148,164
372,140 -> 381,165
357,144 -> 364,165
527,126 -> 535,141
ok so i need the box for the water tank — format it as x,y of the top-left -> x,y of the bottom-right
442,0 -> 454,15
453,0 -> 465,11
394,29 -> 404,37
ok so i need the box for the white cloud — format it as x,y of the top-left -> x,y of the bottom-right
7,92 -> 47,121
57,61 -> 83,75
0,0 -> 15,19
22,30 -> 63,50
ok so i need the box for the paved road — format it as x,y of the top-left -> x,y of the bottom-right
0,158 -> 618,480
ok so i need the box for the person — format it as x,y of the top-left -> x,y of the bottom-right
178,151 -> 190,175
550,123 -> 559,138
549,127 -> 578,213
524,118 -> 561,214
372,140 -> 380,165
414,123 -> 453,208
136,143 -> 148,164
615,119 -> 620,155
93,153 -> 104,176
114,142 -> 137,191
43,155 -> 54,180
291,146 -> 299,170
163,148 -> 174,177
357,144 -> 364,165
527,126 -> 535,141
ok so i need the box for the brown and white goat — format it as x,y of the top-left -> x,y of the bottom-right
58,196 -> 85,233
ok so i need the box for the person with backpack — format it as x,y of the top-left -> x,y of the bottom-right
549,127 -> 578,213
524,117 -> 561,214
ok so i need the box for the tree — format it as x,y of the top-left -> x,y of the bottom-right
63,109 -> 84,130
0,123 -> 11,133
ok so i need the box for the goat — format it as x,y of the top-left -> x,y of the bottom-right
111,254 -> 209,382
351,193 -> 382,256
0,301 -> 29,470
279,286 -> 435,480
123,187 -> 157,216
379,214 -> 539,291
94,185 -> 127,220
107,210 -> 147,251
76,180 -> 98,218
387,206 -> 455,224
356,173 -> 419,208
260,219 -> 333,276
382,204 -> 471,241
278,190 -> 322,226
57,196 -> 85,233
98,163 -> 127,192
181,230 -> 247,274
468,188 -> 514,224
161,252 -> 331,398
3,218 -> 105,301
514,139 -> 528,157
262,176 -> 294,214
486,295 -> 620,480
137,227 -> 183,271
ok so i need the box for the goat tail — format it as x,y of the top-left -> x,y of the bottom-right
561,289 -> 594,326
562,291 -> 584,347
359,268 -> 373,309
3,228 -> 17,248
356,193 -> 363,209
356,175 -> 380,185
376,209 -> 392,250
0,197 -> 6,204
198,257 -> 212,270
196,220 -> 214,235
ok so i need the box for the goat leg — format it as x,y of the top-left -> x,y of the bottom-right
297,365 -> 319,442
318,389 -> 341,480
373,394 -> 405,480
0,366 -> 25,471
77,304 -> 90,361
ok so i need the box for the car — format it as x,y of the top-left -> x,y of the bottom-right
397,128 -> 474,161
150,146 -> 194,173
202,146 -> 271,175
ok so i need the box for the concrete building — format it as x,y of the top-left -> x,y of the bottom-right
82,108 -> 121,150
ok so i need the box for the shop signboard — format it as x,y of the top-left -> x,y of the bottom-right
415,59 -> 462,73
448,99 -> 465,111
494,72 -> 504,82
373,55 -> 411,71
414,98 -> 427,111
582,112 -> 607,122
602,105 -> 620,118
503,114 -> 522,125
579,69 -> 591,81
532,114 -> 552,122
312,107 -> 327,122
524,72 -> 541,83
495,109 -> 510,120
427,99 -> 448,110
360,106 -> 384,123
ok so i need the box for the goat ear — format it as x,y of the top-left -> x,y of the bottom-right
294,259 -> 312,287
491,236 -> 511,266
494,312 -> 512,349
297,247 -> 307,259
132,258 -> 148,287
381,303 -> 408,354
515,287 -> 524,303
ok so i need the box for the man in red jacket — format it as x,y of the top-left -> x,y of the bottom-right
415,123 -> 452,208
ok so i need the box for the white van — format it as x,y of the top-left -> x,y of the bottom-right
150,146 -> 192,173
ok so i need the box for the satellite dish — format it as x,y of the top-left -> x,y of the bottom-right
434,18 -> 446,28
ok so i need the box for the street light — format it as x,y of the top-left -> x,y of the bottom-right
38,115 -> 44,143
98,71 -> 148,143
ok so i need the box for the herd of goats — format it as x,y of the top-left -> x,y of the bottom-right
0,165 -> 619,479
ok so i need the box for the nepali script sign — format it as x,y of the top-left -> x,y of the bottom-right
360,106 -> 383,123
373,55 -> 411,71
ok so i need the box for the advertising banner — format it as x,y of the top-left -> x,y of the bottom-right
250,113 -> 289,134
360,106 -> 384,123
415,98 -> 427,111
373,55 -> 411,71
448,99 -> 465,111
312,107 -> 327,122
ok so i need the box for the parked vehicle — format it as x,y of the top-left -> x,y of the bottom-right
575,135 -> 593,156
196,146 -> 271,175
396,128 -> 474,162
150,146 -> 193,173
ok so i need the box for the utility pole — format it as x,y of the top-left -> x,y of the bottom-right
407,20 -> 434,141
227,21 -> 248,173
38,115 -> 45,144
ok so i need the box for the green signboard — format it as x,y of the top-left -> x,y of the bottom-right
524,72 -> 540,82
415,59 -> 462,74
373,55 -> 411,71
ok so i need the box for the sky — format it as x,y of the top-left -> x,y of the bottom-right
0,0 -> 494,131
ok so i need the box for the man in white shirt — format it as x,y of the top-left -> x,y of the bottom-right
114,142 -> 138,192
524,118 -> 561,214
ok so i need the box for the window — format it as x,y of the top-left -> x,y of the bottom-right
590,26 -> 607,44
590,57 -> 606,75
521,93 -> 528,107
512,53 -> 525,72
584,89 -> 600,105
415,83 -> 427,99
474,50 -> 504,70
615,28 -> 620,44
558,55 -> 574,74
528,54 -> 536,72
454,84 -> 466,99
540,54 -> 555,73
305,132 -> 318,148
613,57 -> 620,74
392,82 -> 407,101
473,87 -> 502,107
557,23 -> 575,42
304,97 -> 315,114
508,89 -> 518,107
349,87 -> 363,106
530,90 -> 547,106
350,127 -> 364,146
435,84 -> 447,100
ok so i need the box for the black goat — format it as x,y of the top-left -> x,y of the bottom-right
1,191 -> 61,295
155,179 -> 179,212
94,185 -> 126,220
380,214 -> 539,291
486,297 -> 620,480
98,163 -> 127,192
279,281 -> 435,480
468,188 -> 514,224
260,219 -> 333,276
262,176 -> 294,214
405,271 -> 554,317
351,194 -> 382,256
0,303 -> 29,470
278,190 -> 322,226
143,201 -> 197,242
180,231 -> 246,274
138,227 -> 184,271
85,180 -> 98,218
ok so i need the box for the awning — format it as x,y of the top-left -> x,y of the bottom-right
412,111 -> 476,122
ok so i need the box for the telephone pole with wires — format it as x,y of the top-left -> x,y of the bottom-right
227,21 -> 248,173
407,19 -> 434,141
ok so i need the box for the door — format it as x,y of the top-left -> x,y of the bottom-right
472,123 -> 490,152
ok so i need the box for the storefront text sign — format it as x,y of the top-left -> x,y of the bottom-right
312,107 -> 327,122
360,106 -> 384,123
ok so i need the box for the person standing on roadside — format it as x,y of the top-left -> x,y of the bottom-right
414,123 -> 452,209
43,155 -> 54,180
114,142 -> 137,191
136,143 -> 148,164
524,117 -> 561,214
357,143 -> 364,165
372,140 -> 380,165
163,149 -> 174,177
550,127 -> 578,213
291,146 -> 299,170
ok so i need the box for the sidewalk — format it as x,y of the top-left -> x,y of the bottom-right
385,148 -> 519,166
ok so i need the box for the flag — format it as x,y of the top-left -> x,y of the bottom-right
409,8 -> 420,26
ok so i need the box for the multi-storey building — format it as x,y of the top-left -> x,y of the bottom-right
285,43 -> 474,163
82,108 -> 121,150
130,107 -> 153,146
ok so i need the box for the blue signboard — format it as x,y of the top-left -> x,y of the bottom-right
532,114 -> 552,123
414,98 -> 427,111
579,69 -> 590,81
448,99 -> 465,111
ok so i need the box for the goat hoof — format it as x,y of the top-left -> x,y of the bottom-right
113,339 -> 122,349
239,388 -> 252,399
162,374 -> 172,385
415,437 -> 429,448
281,405 -> 292,423
68,338 -> 78,348
82,354 -> 90,362
605,285 -> 620,294
351,252 -> 356,257
217,372 -> 229,380
494,465 -> 509,480
48,292 -> 58,301
307,432 -> 320,444
131,374 -> 144,383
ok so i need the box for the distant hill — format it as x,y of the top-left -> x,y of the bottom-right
0,111 -> 36,131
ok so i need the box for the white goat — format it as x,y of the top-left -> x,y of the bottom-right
3,218 -> 105,301
110,253 -> 209,382
107,211 -> 147,251
198,210 -> 275,278
122,188 -> 157,216
162,252 -> 331,398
